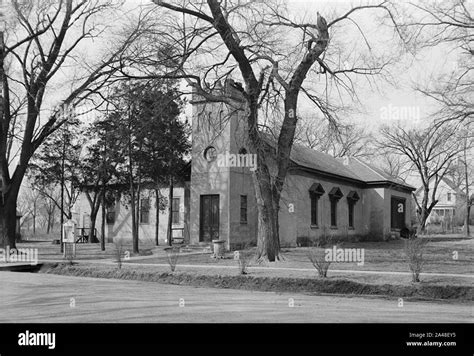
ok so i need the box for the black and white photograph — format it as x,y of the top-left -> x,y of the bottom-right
0,0 -> 472,353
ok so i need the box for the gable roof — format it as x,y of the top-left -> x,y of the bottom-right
287,141 -> 414,191
289,144 -> 362,181
414,176 -> 466,196
345,157 -> 409,187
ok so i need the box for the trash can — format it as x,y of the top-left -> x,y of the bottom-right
212,239 -> 225,258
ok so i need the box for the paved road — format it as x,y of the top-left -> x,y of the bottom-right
0,272 -> 471,323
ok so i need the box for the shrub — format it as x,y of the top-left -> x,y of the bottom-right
307,236 -> 337,278
164,246 -> 180,272
308,247 -> 331,278
404,237 -> 426,283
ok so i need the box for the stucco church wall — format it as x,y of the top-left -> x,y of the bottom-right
279,172 -> 368,247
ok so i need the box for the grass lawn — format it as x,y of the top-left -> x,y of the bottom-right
17,235 -> 473,276
130,237 -> 474,277
14,235 -> 471,298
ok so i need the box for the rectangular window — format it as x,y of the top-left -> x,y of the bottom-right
140,198 -> 150,224
240,195 -> 248,224
310,195 -> 318,226
106,201 -> 116,224
447,193 -> 452,202
348,201 -> 354,228
172,198 -> 180,224
330,199 -> 338,227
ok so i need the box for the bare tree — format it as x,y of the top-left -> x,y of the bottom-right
17,184 -> 41,236
379,122 -> 466,233
377,151 -> 412,182
294,115 -> 373,158
445,130 -> 474,236
40,187 -> 59,234
400,0 -> 473,126
142,0 -> 403,261
0,0 -> 153,248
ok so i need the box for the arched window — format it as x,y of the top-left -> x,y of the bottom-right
309,183 -> 325,226
347,191 -> 360,228
328,187 -> 343,227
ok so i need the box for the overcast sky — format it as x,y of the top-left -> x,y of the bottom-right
5,0 -> 467,190
32,0 -> 458,132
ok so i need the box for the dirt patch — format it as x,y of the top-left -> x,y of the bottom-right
39,263 -> 473,301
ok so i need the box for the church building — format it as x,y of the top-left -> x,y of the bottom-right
73,80 -> 415,249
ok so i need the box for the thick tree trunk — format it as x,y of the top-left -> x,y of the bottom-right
256,197 -> 280,262
1,198 -> 18,249
89,210 -> 98,243
252,163 -> 282,262
245,96 -> 284,262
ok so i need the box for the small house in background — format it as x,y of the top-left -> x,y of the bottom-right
414,177 -> 472,232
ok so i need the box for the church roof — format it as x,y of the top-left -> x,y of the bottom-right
290,144 -> 361,181
288,141 -> 414,191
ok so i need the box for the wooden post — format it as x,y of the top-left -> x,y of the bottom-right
167,176 -> 173,246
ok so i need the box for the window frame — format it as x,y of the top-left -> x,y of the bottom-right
328,187 -> 343,228
310,194 -> 319,226
172,197 -> 180,224
330,199 -> 338,227
347,191 -> 360,229
140,198 -> 150,224
309,183 -> 325,228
